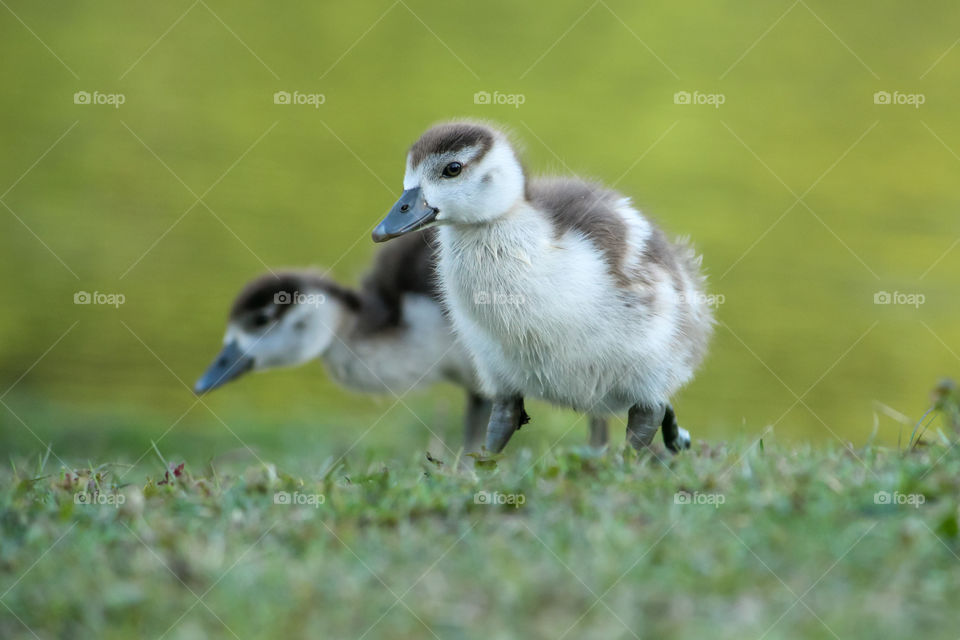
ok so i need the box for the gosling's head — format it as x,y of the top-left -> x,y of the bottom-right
373,121 -> 525,242
193,271 -> 359,394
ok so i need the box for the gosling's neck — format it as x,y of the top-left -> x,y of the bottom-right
316,301 -> 401,392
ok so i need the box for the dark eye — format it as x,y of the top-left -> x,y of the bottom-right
442,162 -> 462,178
251,313 -> 271,328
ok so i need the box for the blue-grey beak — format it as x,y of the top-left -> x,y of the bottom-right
194,340 -> 254,394
372,187 -> 439,243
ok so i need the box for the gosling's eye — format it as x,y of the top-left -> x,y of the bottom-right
442,162 -> 462,178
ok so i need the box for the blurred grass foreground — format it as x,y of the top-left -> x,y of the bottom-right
4,439 -> 960,639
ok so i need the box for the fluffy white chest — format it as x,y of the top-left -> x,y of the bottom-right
438,207 -> 688,414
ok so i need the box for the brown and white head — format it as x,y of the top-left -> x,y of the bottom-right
372,121 -> 526,241
194,271 -> 359,393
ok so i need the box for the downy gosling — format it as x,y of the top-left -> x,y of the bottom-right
194,229 -> 611,451
373,122 -> 713,454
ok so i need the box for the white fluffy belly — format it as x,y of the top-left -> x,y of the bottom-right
441,229 -> 686,414
461,305 -> 679,414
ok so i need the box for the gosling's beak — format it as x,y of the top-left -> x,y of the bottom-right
372,187 -> 439,243
194,341 -> 254,394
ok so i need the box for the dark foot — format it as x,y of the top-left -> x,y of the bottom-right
626,403 -> 666,452
485,396 -> 527,453
661,404 -> 691,453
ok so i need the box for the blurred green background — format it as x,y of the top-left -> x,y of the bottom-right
1,0 -> 958,465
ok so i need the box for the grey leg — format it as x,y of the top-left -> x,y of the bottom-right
588,415 -> 608,448
463,393 -> 492,452
661,403 -> 691,453
626,403 -> 666,452
485,396 -> 529,453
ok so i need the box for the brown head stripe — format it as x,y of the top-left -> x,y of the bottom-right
409,122 -> 495,169
228,230 -> 441,335
229,271 -> 361,322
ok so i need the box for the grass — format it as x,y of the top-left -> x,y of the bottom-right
3,425 -> 960,639
3,0 -> 960,444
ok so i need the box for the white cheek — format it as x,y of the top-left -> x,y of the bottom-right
226,303 -> 340,370
243,326 -> 294,367
402,158 -> 420,190
431,177 -> 494,223
304,307 -> 339,357
478,146 -> 523,212
450,183 -> 479,212
226,325 -> 255,351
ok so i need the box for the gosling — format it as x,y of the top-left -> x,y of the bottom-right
373,122 -> 713,454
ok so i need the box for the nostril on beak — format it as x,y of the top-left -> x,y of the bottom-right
399,204 -> 410,213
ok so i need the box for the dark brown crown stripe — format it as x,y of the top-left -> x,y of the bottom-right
409,123 -> 494,169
